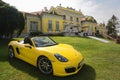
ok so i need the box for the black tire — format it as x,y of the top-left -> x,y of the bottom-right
8,46 -> 15,58
37,56 -> 53,74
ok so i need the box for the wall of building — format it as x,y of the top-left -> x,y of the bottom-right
81,21 -> 97,35
22,6 -> 100,36
50,6 -> 84,31
41,13 -> 63,33
97,23 -> 107,36
24,13 -> 41,33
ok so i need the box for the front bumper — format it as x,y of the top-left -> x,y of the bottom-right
52,58 -> 84,76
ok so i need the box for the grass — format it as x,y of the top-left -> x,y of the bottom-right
0,37 -> 120,80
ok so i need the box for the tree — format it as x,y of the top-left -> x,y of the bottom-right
16,12 -> 25,37
0,0 -> 25,38
106,15 -> 119,37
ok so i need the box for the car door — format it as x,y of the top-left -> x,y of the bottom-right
18,43 -> 38,66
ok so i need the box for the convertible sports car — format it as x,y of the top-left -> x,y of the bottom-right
8,36 -> 84,76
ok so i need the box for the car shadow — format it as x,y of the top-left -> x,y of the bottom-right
0,39 -> 10,62
8,58 -> 96,80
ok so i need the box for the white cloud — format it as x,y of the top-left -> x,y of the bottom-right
3,0 -> 85,12
3,0 -> 120,24
76,1 -> 102,22
75,0 -> 120,24
80,1 -> 100,14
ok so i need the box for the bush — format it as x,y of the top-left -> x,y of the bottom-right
29,32 -> 64,37
42,33 -> 64,36
115,36 -> 120,44
29,31 -> 43,37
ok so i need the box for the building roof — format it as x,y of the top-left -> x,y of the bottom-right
22,6 -> 84,17
48,6 -> 84,16
82,16 -> 97,23
56,6 -> 83,14
22,11 -> 37,16
30,11 -> 43,15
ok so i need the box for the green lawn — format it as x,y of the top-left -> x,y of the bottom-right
0,37 -> 120,80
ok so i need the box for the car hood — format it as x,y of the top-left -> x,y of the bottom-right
37,44 -> 82,60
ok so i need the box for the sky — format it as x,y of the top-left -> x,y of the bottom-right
3,0 -> 120,24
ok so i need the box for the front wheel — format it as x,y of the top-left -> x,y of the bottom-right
37,56 -> 53,74
8,46 -> 15,58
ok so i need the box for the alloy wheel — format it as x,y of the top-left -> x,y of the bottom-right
9,47 -> 14,58
38,57 -> 52,74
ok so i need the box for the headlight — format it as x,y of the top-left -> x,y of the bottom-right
54,54 -> 68,62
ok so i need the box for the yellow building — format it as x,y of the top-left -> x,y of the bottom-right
98,23 -> 107,35
81,16 -> 97,35
23,10 -> 63,35
22,6 -> 98,36
41,12 -> 63,33
48,6 -> 84,31
23,12 -> 41,34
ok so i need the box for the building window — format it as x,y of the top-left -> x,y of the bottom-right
76,18 -> 79,22
63,15 -> 66,20
56,21 -> 59,31
48,20 -> 52,31
70,16 -> 73,21
30,21 -> 38,31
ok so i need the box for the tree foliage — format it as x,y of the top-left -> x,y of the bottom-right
106,15 -> 119,37
0,0 -> 25,38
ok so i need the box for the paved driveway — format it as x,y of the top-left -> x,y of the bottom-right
88,36 -> 110,43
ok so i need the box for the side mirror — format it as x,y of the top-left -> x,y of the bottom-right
25,44 -> 32,49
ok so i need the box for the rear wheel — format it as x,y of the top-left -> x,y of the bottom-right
8,46 -> 15,58
37,56 -> 53,74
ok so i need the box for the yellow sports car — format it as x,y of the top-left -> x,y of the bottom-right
8,36 -> 84,76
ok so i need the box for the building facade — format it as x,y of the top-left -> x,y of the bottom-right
24,13 -> 41,33
22,6 -> 98,36
97,23 -> 107,36
48,6 -> 84,31
81,16 -> 97,35
41,12 -> 63,33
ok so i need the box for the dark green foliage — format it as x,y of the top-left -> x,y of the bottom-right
29,31 -> 43,37
106,15 -> 119,38
0,0 -> 25,38
16,12 -> 25,37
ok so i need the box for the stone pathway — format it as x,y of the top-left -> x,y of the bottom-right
88,36 -> 110,43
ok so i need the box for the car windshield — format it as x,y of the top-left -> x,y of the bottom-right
33,37 -> 57,47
